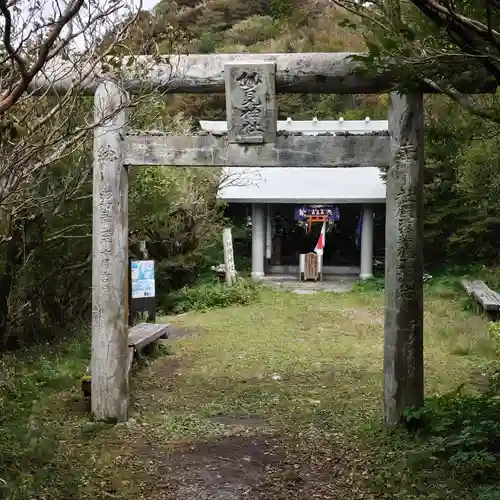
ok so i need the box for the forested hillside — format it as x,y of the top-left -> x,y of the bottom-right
146,0 -> 386,120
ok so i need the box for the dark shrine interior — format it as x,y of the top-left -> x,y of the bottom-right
224,203 -> 386,268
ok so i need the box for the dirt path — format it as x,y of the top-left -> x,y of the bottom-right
146,433 -> 381,500
149,436 -> 282,500
127,350 -> 382,500
110,290 -> 485,500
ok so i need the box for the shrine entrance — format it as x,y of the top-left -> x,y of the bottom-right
91,59 -> 416,425
214,118 -> 388,280
224,202 -> 382,278
269,204 -> 364,272
84,52 -> 490,424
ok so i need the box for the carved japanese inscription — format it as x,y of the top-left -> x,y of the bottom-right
98,187 -> 114,294
222,228 -> 236,286
224,62 -> 276,144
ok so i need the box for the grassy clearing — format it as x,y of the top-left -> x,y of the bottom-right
0,280 -> 496,499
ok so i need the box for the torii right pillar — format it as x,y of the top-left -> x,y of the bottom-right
384,92 -> 424,425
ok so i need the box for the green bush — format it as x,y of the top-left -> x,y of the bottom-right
488,321 -> 500,358
424,275 -> 463,299
268,0 -> 294,19
163,278 -> 260,314
198,32 -> 216,53
403,368 -> 500,483
225,15 -> 278,46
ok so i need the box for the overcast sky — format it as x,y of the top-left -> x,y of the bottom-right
141,0 -> 158,10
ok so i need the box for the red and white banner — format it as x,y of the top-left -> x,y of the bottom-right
314,221 -> 326,256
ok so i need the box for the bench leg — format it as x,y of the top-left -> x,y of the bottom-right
475,301 -> 481,316
82,380 -> 91,398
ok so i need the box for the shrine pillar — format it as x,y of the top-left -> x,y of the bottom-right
360,205 -> 374,280
265,204 -> 272,271
251,203 -> 266,279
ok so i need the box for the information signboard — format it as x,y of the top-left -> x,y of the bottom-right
131,260 -> 155,299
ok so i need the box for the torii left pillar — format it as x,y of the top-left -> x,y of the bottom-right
91,80 -> 130,423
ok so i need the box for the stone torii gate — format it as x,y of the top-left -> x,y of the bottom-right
89,52 -> 491,424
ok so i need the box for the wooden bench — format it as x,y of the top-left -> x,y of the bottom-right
460,279 -> 500,319
82,323 -> 170,397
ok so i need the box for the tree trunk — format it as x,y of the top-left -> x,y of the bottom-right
0,228 -> 22,350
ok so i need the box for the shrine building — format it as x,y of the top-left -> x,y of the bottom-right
205,118 -> 387,280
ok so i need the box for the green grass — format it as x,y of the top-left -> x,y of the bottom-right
0,332 -> 91,499
0,283 -> 497,499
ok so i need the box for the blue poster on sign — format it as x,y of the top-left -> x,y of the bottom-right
131,260 -> 155,299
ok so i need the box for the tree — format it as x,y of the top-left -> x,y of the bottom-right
0,1 -> 237,424
0,0 -> 192,352
328,0 -> 500,122
0,0 -> 135,341
323,0 -> 500,265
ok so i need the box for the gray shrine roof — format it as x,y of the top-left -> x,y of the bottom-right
200,119 -> 387,204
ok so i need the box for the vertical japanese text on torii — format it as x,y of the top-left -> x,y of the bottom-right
235,70 -> 265,135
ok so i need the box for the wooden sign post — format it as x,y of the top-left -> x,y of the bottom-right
222,228 -> 237,286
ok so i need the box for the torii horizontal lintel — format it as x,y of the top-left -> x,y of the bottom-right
123,134 -> 390,168
33,52 -> 495,95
